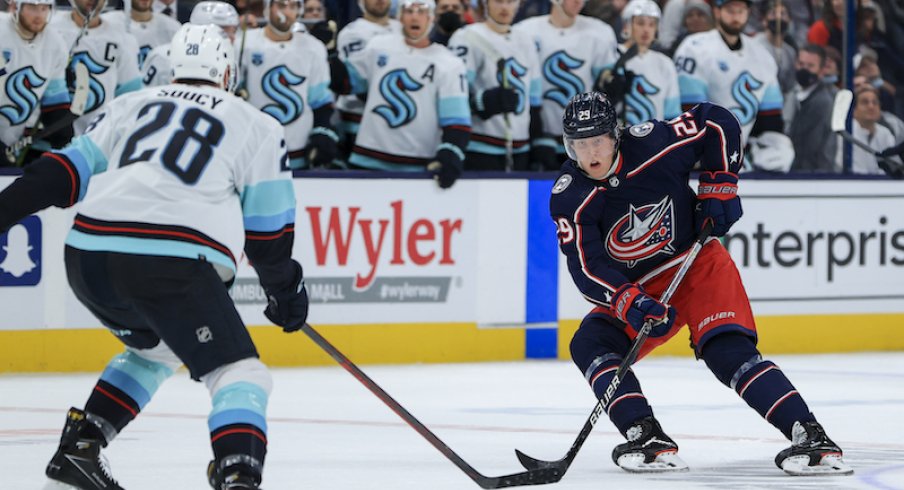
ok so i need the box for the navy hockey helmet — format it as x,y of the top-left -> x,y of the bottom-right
562,91 -> 619,160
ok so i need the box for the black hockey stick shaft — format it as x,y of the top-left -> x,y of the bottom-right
515,221 -> 713,474
299,323 -> 563,488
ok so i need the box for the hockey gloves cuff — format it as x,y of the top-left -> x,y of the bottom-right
307,128 -> 339,168
474,87 -> 519,119
264,260 -> 309,333
427,146 -> 463,189
609,283 -> 675,338
696,171 -> 742,237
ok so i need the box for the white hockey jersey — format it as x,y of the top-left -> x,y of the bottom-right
140,42 -> 172,87
673,29 -> 783,142
240,28 -> 333,168
448,23 -> 541,155
344,34 -> 470,170
102,10 -> 182,69
612,44 -> 681,126
50,14 -> 143,135
513,15 -> 618,140
57,83 -> 294,280
335,17 -> 401,133
0,18 -> 71,145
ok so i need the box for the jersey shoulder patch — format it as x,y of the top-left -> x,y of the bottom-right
628,121 -> 655,138
551,173 -> 572,194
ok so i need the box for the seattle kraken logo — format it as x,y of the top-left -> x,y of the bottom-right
0,67 -> 46,125
70,52 -> 109,114
730,71 -> 763,126
499,58 -> 528,114
542,51 -> 584,107
261,66 -> 306,124
373,69 -> 423,128
624,75 -> 660,125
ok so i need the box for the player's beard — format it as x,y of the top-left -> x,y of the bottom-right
364,0 -> 390,18
718,18 -> 744,37
132,0 -> 153,13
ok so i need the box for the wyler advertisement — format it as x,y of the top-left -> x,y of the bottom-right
231,179 -> 495,325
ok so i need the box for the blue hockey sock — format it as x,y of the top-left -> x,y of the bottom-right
585,353 -> 654,435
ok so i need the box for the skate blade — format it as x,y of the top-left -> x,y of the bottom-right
617,451 -> 690,473
781,453 -> 854,476
42,479 -> 81,490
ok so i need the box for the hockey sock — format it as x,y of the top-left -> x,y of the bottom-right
586,353 -> 654,435
83,350 -> 176,444
702,334 -> 815,439
209,381 -> 269,467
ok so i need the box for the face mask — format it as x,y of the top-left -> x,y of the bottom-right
796,68 -> 818,88
437,11 -> 463,32
766,19 -> 789,35
823,74 -> 839,85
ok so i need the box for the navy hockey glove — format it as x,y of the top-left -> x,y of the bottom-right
696,171 -> 742,237
475,87 -> 519,119
609,283 -> 675,338
306,128 -> 339,168
264,261 -> 309,333
426,147 -> 463,189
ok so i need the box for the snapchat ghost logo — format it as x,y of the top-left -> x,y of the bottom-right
0,216 -> 41,286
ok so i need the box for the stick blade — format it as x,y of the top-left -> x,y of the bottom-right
831,89 -> 853,132
478,466 -> 566,488
70,63 -> 90,117
515,449 -> 555,471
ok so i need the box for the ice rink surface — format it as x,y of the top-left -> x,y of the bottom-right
2,352 -> 903,490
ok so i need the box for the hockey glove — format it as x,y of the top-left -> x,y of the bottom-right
308,20 -> 338,52
306,128 -> 339,168
426,147 -> 463,189
610,283 -> 675,338
695,171 -> 742,237
596,69 -> 635,105
263,260 -> 309,333
475,87 -> 519,119
530,138 -> 559,171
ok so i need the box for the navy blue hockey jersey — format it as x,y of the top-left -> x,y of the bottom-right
549,102 -> 743,308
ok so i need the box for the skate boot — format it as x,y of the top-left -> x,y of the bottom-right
612,416 -> 689,473
775,421 -> 853,476
44,408 -> 123,490
208,455 -> 263,490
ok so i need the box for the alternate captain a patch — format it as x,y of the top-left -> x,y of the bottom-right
605,196 -> 676,268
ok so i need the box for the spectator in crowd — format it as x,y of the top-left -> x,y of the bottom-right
1,0 -> 72,166
667,0 -> 713,55
659,0 -> 687,49
748,0 -> 814,48
855,52 -> 897,115
513,0 -> 617,166
821,45 -> 841,90
787,44 -> 837,172
599,0 -> 680,125
303,0 -> 326,19
449,0 -> 544,171
853,75 -> 904,145
857,2 -> 904,115
754,0 -> 798,96
335,0 -> 400,160
331,0 -> 470,188
584,0 -> 627,39
103,0 -> 182,69
50,0 -> 142,135
838,85 -> 902,175
430,0 -> 465,45
240,0 -> 338,168
807,0 -> 842,53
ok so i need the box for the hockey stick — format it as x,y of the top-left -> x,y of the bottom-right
465,30 -> 514,171
5,64 -> 90,165
514,221 -> 713,477
299,322 -> 562,488
597,43 -> 638,124
830,88 -> 902,175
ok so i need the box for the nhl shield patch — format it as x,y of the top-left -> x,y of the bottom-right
629,121 -> 654,138
552,174 -> 573,194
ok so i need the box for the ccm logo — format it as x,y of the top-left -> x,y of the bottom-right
697,311 -> 736,331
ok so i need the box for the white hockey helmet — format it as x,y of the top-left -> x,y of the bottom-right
170,24 -> 236,92
190,1 -> 240,27
398,0 -> 435,15
13,0 -> 55,26
622,0 -> 662,24
263,0 -> 304,16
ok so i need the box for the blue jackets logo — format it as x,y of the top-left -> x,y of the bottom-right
606,197 -> 676,268
0,216 -> 41,286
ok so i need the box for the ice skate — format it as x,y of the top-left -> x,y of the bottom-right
776,421 -> 853,476
44,408 -> 123,490
612,416 -> 689,473
208,455 -> 263,490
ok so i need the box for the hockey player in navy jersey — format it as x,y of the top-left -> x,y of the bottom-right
551,91 -> 852,476
0,25 -> 307,489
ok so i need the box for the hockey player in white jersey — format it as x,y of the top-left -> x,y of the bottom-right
142,1 -> 239,88
103,0 -> 182,69
672,0 -> 786,146
513,0 -> 618,167
335,0 -> 400,158
0,0 -> 73,165
448,0 -> 543,171
240,0 -> 338,169
0,24 -> 308,490
50,0 -> 142,135
330,0 -> 470,188
599,0 -> 680,126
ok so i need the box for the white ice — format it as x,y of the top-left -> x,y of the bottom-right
2,352 -> 903,489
